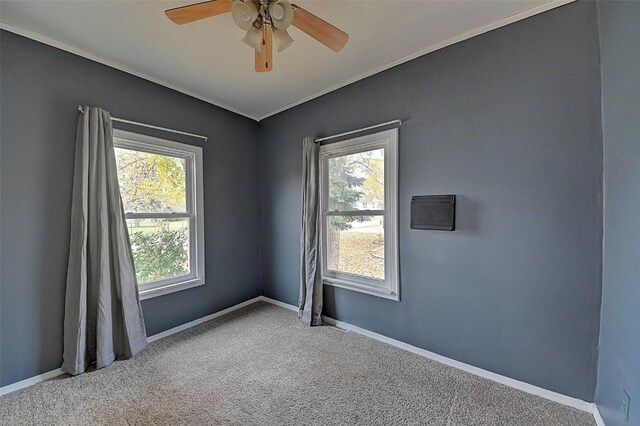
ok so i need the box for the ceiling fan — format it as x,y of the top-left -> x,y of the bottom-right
165,0 -> 349,73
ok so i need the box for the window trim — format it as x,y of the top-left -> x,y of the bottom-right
113,129 -> 205,300
319,128 -> 399,301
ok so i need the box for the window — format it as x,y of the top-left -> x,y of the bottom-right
113,129 -> 205,300
320,128 -> 399,300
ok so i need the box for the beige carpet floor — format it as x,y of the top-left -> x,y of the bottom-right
1,302 -> 594,425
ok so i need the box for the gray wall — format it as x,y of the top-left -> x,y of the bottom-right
258,1 -> 602,401
0,31 -> 260,387
595,1 -> 640,424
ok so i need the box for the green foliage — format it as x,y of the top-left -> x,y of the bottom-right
115,149 -> 186,213
328,155 -> 367,231
361,157 -> 384,206
130,223 -> 189,283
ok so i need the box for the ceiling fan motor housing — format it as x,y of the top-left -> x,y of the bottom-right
166,0 -> 349,72
233,0 -> 293,30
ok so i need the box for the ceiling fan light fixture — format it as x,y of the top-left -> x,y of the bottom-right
165,0 -> 349,72
268,0 -> 293,30
231,0 -> 259,31
273,28 -> 294,52
242,24 -> 263,52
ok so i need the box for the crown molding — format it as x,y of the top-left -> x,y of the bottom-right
0,22 -> 260,122
1,0 -> 574,122
255,0 -> 575,121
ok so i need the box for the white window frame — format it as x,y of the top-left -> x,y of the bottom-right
113,129 -> 205,300
319,128 -> 399,301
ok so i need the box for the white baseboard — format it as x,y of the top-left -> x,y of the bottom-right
0,368 -> 64,397
1,294 -> 602,422
0,296 -> 262,396
593,406 -> 606,426
258,296 -> 299,312
147,296 -> 262,342
258,296 -> 595,414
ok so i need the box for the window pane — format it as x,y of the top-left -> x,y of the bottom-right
328,148 -> 384,211
326,215 -> 384,280
127,218 -> 190,284
115,147 -> 187,213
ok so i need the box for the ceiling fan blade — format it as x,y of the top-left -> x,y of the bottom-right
255,23 -> 273,72
165,0 -> 232,25
292,5 -> 348,52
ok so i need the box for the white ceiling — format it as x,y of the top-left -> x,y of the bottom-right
0,0 -> 571,120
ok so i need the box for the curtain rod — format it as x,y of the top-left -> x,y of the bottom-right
315,119 -> 402,143
77,106 -> 208,141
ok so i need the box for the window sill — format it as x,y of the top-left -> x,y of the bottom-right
323,277 -> 399,301
139,278 -> 204,300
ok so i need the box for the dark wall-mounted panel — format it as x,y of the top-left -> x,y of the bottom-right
411,195 -> 456,231
258,0 -> 602,401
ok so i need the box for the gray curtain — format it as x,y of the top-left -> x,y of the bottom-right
62,106 -> 147,375
298,137 -> 323,326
